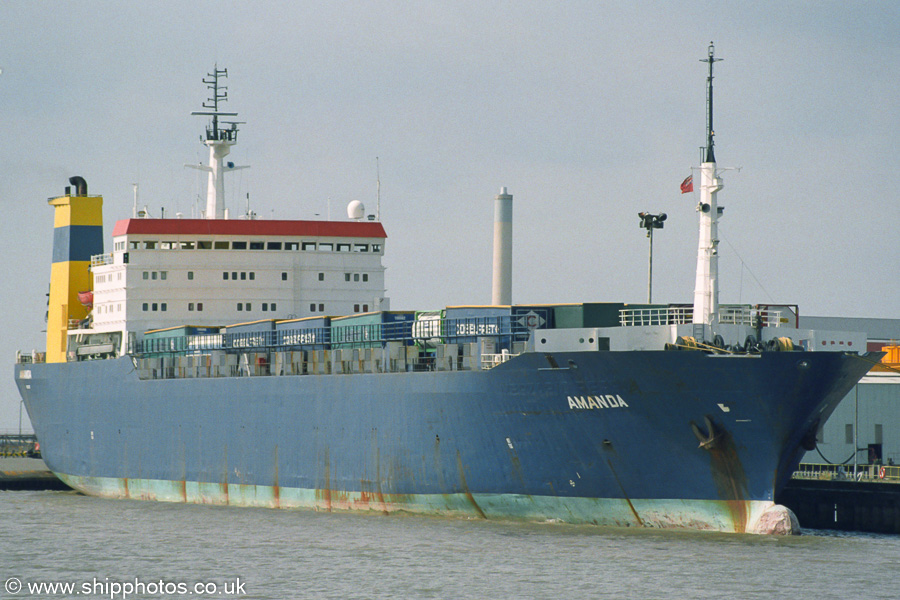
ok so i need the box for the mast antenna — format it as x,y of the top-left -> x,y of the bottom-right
700,41 -> 723,163
376,156 -> 381,221
185,64 -> 249,219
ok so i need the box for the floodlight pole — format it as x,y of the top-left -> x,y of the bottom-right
648,226 -> 654,303
638,212 -> 667,303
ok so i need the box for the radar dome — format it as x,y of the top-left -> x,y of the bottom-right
347,200 -> 365,220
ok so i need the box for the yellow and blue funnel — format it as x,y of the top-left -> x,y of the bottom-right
46,176 -> 103,363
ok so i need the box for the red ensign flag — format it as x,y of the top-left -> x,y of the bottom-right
680,175 -> 693,194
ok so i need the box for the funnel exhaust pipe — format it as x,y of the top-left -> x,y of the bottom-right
68,176 -> 88,196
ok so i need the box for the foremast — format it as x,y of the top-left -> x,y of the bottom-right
692,42 -> 724,338
186,65 -> 249,219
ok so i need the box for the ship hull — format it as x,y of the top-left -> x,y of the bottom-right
15,350 -> 872,533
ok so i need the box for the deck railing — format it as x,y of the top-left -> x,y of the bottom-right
619,304 -> 785,328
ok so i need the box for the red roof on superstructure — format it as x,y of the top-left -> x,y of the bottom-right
112,218 -> 387,239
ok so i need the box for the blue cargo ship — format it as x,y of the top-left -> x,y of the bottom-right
14,49 -> 877,533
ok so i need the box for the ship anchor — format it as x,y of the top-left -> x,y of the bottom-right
691,415 -> 721,451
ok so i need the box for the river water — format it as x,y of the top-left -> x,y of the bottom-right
3,490 -> 898,599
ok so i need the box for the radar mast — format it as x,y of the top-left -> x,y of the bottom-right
691,42 -> 724,338
185,65 -> 249,219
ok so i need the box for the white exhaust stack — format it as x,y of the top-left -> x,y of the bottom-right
491,187 -> 513,305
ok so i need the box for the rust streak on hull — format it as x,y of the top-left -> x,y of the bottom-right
456,451 -> 486,519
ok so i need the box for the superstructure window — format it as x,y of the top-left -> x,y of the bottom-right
286,242 -> 299,251
337,243 -> 350,252
318,273 -> 325,281
354,274 -> 360,282
241,272 -> 247,281
130,241 -> 140,250
372,244 -> 382,252
160,241 -> 175,250
197,303 -> 203,311
282,272 -> 288,281
214,241 -> 229,250
189,303 -> 195,311
302,242 -> 316,251
249,272 -> 255,281
354,244 -> 368,252
143,272 -> 149,280
161,303 -> 167,311
363,274 -> 368,282
198,241 -> 212,250
250,241 -> 264,250
188,271 -> 194,280
345,273 -> 351,282
232,272 -> 238,280
180,242 -> 195,250
237,303 -> 243,311
144,241 -> 157,249
232,241 -> 247,250
267,242 -> 282,250
319,243 -> 333,252
223,272 -> 229,280
142,303 -> 148,311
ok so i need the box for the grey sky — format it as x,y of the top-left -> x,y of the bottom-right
2,1 -> 898,429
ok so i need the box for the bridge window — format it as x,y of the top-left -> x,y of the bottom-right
232,241 -> 247,250
214,241 -> 229,250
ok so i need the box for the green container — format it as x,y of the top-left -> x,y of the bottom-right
553,303 -> 625,328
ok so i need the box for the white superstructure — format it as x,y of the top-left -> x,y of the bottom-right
89,219 -> 388,336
